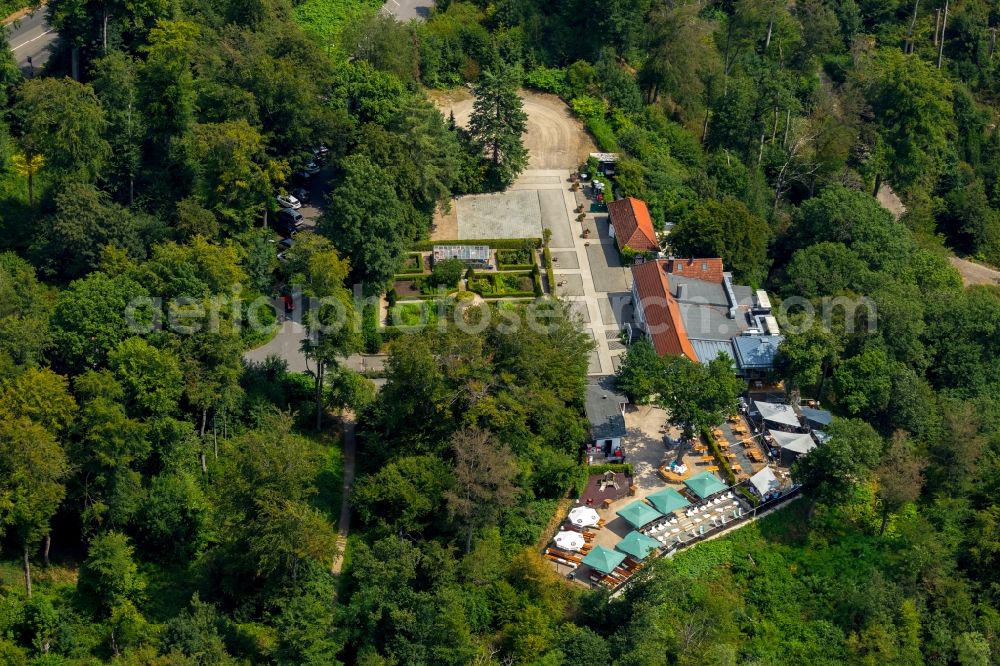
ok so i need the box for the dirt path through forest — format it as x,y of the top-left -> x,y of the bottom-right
331,412 -> 356,575
949,256 -> 1000,287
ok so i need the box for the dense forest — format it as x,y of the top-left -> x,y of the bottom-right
0,0 -> 999,664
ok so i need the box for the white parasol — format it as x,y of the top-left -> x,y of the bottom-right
567,506 -> 601,527
553,530 -> 586,551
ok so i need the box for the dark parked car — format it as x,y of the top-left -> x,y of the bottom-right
291,187 -> 310,204
275,207 -> 303,237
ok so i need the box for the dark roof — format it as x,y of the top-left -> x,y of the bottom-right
801,406 -> 833,427
584,377 -> 627,440
690,339 -> 736,365
732,335 -> 783,370
608,197 -> 659,253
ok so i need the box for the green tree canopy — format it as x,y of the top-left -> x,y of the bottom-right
468,66 -> 528,189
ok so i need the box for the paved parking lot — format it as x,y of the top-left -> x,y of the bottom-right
550,250 -> 579,269
555,274 -> 585,297
587,243 -> 630,293
456,190 -> 543,239
598,293 -> 633,328
566,300 -> 590,323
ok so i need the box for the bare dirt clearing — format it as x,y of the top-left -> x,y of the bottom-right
428,88 -> 596,170
876,183 -> 906,220
950,256 -> 1000,287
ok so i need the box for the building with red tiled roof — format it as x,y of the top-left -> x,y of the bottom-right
629,258 -> 783,377
630,260 -> 698,361
659,257 -> 725,284
607,197 -> 659,254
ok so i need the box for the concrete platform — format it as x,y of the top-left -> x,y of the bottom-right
550,250 -> 579,269
457,190 -> 543,239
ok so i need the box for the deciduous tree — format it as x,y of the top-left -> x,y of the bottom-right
0,416 -> 69,597
444,428 -> 518,553
876,432 -> 925,535
14,77 -> 110,184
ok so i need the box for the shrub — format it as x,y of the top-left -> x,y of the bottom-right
571,94 -> 605,120
586,116 -> 619,152
525,65 -> 568,95
430,258 -> 465,288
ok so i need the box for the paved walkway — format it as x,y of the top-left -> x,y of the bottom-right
511,169 -> 628,376
331,412 -> 356,575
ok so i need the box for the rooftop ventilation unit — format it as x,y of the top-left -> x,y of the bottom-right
722,272 -> 739,319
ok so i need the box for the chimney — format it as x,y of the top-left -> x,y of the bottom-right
676,284 -> 687,300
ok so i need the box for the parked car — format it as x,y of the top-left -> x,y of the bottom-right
277,237 -> 294,262
276,193 -> 301,210
292,170 -> 312,185
275,207 -> 303,237
304,161 -> 320,175
291,187 -> 310,204
312,145 -> 329,160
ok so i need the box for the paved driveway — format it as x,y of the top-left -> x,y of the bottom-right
7,9 -> 54,75
381,0 -> 432,20
586,243 -> 630,293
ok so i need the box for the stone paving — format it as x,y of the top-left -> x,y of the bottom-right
455,189 -> 543,239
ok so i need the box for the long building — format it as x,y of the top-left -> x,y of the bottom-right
630,257 -> 782,378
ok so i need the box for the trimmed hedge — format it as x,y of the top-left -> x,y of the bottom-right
397,252 -> 425,274
703,427 -> 737,486
412,238 -> 542,251
361,302 -> 382,353
737,485 -> 760,507
480,292 -> 537,299
543,247 -> 555,292
497,263 -> 535,271
531,265 -> 543,297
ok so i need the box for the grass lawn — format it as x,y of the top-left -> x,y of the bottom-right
0,558 -> 77,595
390,301 -> 441,327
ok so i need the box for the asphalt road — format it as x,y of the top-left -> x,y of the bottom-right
7,8 -> 54,75
380,0 -> 431,21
